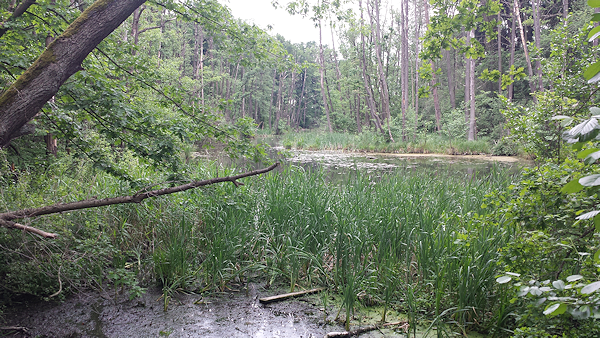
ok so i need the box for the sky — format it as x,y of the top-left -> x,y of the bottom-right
222,0 -> 332,46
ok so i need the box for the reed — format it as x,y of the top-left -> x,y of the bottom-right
279,131 -> 493,154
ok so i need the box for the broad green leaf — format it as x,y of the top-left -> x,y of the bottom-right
581,281 -> 600,294
576,210 -> 600,220
590,0 -> 600,7
593,13 -> 600,21
584,61 -> 600,81
567,275 -> 584,282
569,118 -> 599,137
589,26 -> 600,41
561,178 -> 584,193
552,115 -> 574,127
585,150 -> 600,164
578,148 -> 600,159
553,280 -> 566,290
543,303 -> 567,316
595,250 -> 600,263
496,276 -> 512,284
589,71 -> 600,84
580,174 -> 600,187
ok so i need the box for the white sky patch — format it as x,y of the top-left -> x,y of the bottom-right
222,0 -> 333,46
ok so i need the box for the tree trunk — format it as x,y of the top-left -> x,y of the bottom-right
514,0 -> 535,95
497,12 -> 502,93
356,93 -> 362,133
414,0 -> 421,140
330,24 -> 342,93
358,0 -> 385,135
423,0 -> 441,132
467,29 -> 477,141
370,0 -> 394,142
297,68 -> 307,129
401,0 -> 409,141
508,8 -> 516,101
0,0 -> 147,148
444,49 -> 456,109
318,19 -> 333,132
131,5 -> 145,49
532,0 -> 543,91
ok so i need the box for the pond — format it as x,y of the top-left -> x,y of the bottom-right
279,148 -> 525,181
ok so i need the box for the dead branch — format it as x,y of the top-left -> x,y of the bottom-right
0,163 -> 279,239
259,287 -> 325,304
324,321 -> 409,338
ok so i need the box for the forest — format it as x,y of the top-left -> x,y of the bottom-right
2,0 -> 600,336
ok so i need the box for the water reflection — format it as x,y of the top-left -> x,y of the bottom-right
282,149 -> 525,180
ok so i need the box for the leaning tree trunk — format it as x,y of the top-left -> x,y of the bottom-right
0,0 -> 147,148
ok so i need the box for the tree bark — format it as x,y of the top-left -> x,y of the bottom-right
0,163 -> 279,239
0,0 -> 147,148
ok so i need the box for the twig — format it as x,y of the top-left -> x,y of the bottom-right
0,326 -> 29,333
49,265 -> 63,298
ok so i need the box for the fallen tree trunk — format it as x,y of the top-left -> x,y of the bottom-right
0,163 -> 279,239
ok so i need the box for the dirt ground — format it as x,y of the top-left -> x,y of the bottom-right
1,283 -> 411,338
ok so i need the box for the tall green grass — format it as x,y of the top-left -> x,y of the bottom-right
280,130 -> 493,155
0,152 -> 515,334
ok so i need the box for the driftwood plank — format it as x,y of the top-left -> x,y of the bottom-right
258,287 -> 325,304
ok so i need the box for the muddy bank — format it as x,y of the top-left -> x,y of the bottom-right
2,284 -> 411,338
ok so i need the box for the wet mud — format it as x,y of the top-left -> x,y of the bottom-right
2,284 -> 412,338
